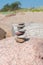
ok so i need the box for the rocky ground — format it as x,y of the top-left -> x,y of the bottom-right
0,12 -> 43,65
0,37 -> 43,65
0,12 -> 43,37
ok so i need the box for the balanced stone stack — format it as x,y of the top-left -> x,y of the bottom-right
16,23 -> 26,43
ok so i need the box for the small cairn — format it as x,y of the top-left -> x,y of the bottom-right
15,23 -> 26,43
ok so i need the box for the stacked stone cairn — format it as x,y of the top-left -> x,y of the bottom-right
16,23 -> 26,43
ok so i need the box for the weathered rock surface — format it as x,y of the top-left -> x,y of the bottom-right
0,12 -> 43,37
0,37 -> 43,65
